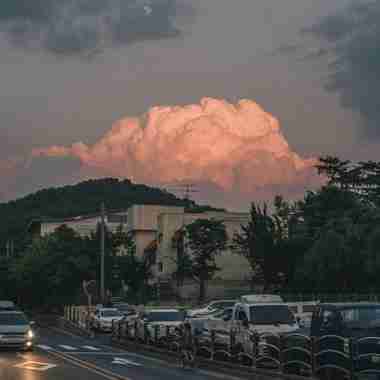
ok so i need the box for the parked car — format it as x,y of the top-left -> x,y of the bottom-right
187,300 -> 236,318
311,302 -> 380,338
0,300 -> 17,310
204,300 -> 299,352
188,307 -> 234,336
134,309 -> 185,341
239,294 -> 284,303
91,308 -> 124,332
310,303 -> 380,379
0,309 -> 35,351
114,303 -> 136,317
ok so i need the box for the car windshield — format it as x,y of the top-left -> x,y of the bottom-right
340,307 -> 380,327
116,305 -> 130,311
250,305 -> 295,325
0,313 -> 28,325
102,310 -> 121,317
146,311 -> 183,322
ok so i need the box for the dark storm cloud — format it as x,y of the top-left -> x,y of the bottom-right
304,0 -> 380,137
0,0 -> 183,55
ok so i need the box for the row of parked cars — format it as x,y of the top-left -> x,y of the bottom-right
104,296 -> 380,348
0,301 -> 36,351
94,295 -> 304,347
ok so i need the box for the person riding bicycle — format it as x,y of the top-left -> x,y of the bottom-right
181,321 -> 195,368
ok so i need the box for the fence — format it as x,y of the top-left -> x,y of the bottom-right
63,305 -> 95,331
111,319 -> 380,379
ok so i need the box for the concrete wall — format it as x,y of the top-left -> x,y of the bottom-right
155,213 -> 185,279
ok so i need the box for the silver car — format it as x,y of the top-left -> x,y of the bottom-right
0,310 -> 35,350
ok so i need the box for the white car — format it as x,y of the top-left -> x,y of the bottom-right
204,302 -> 300,352
188,307 -> 234,336
135,309 -> 185,340
92,308 -> 124,332
187,300 -> 236,318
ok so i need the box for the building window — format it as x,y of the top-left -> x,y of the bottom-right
158,233 -> 163,243
158,262 -> 163,272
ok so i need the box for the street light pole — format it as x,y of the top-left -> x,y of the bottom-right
100,202 -> 105,304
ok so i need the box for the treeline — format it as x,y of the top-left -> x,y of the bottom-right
232,156 -> 380,293
0,224 -> 150,310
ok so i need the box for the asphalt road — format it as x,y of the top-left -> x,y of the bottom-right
0,326 -> 242,380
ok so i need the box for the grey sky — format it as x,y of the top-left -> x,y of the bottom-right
0,0 -> 376,201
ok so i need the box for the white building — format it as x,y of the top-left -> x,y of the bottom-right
28,211 -> 128,238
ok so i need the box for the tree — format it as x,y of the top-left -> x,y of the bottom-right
185,219 -> 227,302
233,203 -> 285,291
11,225 -> 97,310
296,205 -> 376,293
316,156 -> 353,189
110,225 -> 152,303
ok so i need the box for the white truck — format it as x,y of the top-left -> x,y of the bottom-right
203,295 -> 300,354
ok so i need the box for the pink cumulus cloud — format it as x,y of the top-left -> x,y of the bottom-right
30,97 -> 321,209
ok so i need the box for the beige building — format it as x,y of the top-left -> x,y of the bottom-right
154,211 -> 251,281
126,205 -> 184,258
126,205 -> 252,300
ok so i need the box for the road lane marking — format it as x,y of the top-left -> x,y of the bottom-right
15,361 -> 57,371
59,345 -> 77,350
71,352 -> 131,355
112,358 -> 141,366
37,344 -> 53,350
82,345 -> 100,351
45,348 -> 132,380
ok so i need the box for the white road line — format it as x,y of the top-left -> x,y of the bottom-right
70,352 -> 131,355
37,344 -> 53,351
59,345 -> 77,351
112,357 -> 141,366
82,345 -> 100,351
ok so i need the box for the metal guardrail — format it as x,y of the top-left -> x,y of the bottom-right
111,320 -> 380,380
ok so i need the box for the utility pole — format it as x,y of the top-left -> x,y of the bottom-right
100,202 -> 105,304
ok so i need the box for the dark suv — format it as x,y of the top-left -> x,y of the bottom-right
310,303 -> 380,379
311,303 -> 380,338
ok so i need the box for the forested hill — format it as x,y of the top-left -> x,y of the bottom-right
0,178 -> 217,252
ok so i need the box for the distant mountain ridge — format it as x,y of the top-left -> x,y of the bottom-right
0,178 -> 219,253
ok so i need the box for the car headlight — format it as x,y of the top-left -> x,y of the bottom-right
27,329 -> 34,339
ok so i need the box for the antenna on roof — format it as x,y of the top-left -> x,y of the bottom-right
160,183 -> 199,203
